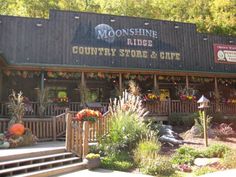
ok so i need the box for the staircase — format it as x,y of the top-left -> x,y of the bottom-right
0,148 -> 87,177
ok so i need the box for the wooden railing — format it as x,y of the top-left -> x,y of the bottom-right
0,112 -> 68,141
0,102 -> 109,117
65,110 -> 111,158
143,100 -> 236,115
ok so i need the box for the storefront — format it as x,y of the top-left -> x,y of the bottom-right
0,10 -> 235,116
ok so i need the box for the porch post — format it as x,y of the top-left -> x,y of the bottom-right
0,70 -> 2,101
81,72 -> 85,86
154,74 -> 157,89
40,71 -> 45,91
119,73 -> 122,92
214,77 -> 220,112
186,75 -> 189,89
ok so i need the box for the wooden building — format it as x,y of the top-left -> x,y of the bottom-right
0,10 -> 235,117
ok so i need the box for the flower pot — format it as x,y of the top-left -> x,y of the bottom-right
85,158 -> 101,170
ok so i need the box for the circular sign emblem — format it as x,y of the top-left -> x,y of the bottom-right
217,50 -> 225,61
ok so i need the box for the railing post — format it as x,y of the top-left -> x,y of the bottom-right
52,116 -> 56,141
83,121 -> 89,158
168,98 -> 171,116
65,111 -> 72,152
98,119 -> 103,138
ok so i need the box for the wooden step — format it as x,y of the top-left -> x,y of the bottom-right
0,152 -> 73,167
0,147 -> 66,162
0,157 -> 80,176
14,161 -> 87,177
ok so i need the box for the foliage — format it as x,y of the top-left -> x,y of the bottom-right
169,113 -> 197,127
128,80 -> 140,96
171,146 -> 201,165
0,0 -> 235,36
7,90 -> 25,127
133,139 -> 161,164
221,149 -> 236,169
214,123 -> 235,139
203,144 -> 229,158
194,111 -> 212,136
85,153 -> 100,159
101,153 -> 134,171
99,111 -> 147,155
36,88 -> 49,118
140,155 -> 175,176
194,166 -> 217,176
109,90 -> 149,121
79,84 -> 90,105
172,144 -> 230,165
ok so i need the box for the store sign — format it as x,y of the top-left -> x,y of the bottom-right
214,44 -> 236,64
94,24 -> 157,47
72,23 -> 181,61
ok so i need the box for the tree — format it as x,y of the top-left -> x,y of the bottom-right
0,0 -> 235,36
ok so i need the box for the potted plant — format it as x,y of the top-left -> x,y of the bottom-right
84,153 -> 101,169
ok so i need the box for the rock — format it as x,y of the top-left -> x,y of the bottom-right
159,135 -> 183,145
194,158 -> 220,167
158,124 -> 183,145
208,129 -> 217,138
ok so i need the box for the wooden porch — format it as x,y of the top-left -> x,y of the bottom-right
0,101 -> 235,141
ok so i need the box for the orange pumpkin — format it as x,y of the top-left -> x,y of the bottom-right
9,123 -> 25,136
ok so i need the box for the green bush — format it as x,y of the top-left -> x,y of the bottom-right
140,156 -> 175,176
171,146 -> 202,165
203,144 -> 229,158
133,139 -> 161,164
221,149 -> 236,169
172,144 -> 230,165
169,113 -> 197,127
101,155 -> 134,171
194,166 -> 217,176
99,111 -> 147,156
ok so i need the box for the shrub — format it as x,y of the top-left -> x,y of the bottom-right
169,113 -> 197,127
133,139 -> 161,164
214,123 -> 235,139
171,146 -> 202,165
101,155 -> 134,172
172,144 -> 230,166
203,144 -> 229,158
194,166 -> 217,176
99,111 -> 147,156
221,149 -> 236,169
140,156 -> 175,176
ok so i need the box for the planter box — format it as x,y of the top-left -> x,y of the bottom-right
84,158 -> 101,170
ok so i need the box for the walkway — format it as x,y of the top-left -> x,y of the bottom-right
200,169 -> 236,177
59,168 -> 153,177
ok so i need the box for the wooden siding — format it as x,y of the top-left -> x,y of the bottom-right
0,10 -> 235,74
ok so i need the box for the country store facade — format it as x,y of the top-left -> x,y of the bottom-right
0,10 -> 236,122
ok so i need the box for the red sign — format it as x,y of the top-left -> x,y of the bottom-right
214,44 -> 236,64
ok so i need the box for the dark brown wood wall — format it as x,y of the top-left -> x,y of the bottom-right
0,10 -> 235,74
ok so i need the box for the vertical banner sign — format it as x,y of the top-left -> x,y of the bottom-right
214,44 -> 236,64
